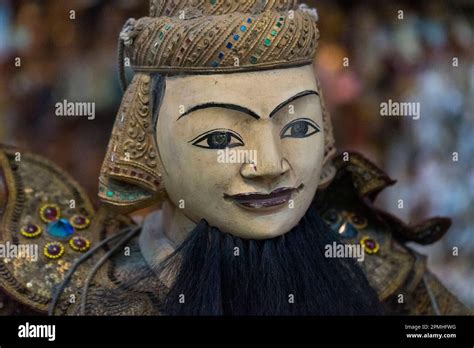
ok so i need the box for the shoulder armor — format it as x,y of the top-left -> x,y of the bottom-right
315,152 -> 456,306
0,144 -> 133,313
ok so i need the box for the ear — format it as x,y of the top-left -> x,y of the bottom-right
318,161 -> 337,189
99,73 -> 166,213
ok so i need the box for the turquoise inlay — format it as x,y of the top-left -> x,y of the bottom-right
47,219 -> 74,239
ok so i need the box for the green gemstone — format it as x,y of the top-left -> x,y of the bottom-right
106,191 -> 114,197
165,24 -> 171,30
264,38 -> 271,47
250,56 -> 258,64
276,22 -> 282,28
159,32 -> 164,39
210,0 -> 217,4
271,30 -> 277,37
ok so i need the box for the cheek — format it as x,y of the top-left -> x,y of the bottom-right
156,121 -> 238,205
281,133 -> 324,183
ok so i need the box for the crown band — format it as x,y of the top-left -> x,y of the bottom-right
124,10 -> 319,75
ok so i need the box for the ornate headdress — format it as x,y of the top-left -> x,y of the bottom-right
99,0 -> 336,211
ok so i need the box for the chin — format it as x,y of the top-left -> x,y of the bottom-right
215,215 -> 302,240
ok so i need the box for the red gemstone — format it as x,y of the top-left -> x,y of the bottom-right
26,224 -> 38,233
74,216 -> 86,225
44,207 -> 59,220
364,239 -> 376,250
73,237 -> 86,248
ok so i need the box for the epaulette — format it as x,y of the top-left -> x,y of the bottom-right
0,144 -> 133,313
315,152 -> 459,311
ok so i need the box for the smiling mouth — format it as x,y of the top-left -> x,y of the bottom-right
224,185 -> 304,209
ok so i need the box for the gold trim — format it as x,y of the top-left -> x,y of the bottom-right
131,58 -> 313,74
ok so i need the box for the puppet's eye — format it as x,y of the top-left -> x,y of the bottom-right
281,118 -> 320,139
191,129 -> 244,149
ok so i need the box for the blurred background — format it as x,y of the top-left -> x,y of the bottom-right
0,0 -> 472,307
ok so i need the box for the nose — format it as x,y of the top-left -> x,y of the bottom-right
240,135 -> 290,181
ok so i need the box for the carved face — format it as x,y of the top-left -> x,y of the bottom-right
156,65 -> 325,239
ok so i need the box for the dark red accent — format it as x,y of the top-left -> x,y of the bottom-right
73,237 -> 86,248
43,206 -> 59,221
364,239 -> 377,250
74,216 -> 86,225
26,224 -> 39,233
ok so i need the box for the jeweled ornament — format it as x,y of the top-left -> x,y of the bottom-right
69,236 -> 91,252
44,242 -> 65,259
47,218 -> 75,239
39,204 -> 60,223
350,213 -> 368,229
360,236 -> 380,254
69,215 -> 90,230
337,222 -> 358,239
20,224 -> 42,238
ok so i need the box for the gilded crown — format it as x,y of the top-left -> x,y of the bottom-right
120,0 -> 320,74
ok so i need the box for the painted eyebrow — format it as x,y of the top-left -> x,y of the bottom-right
269,90 -> 319,118
177,103 -> 260,120
177,90 -> 319,121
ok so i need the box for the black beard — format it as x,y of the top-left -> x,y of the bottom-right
156,204 -> 384,315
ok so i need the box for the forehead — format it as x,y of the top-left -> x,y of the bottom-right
163,65 -> 318,117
